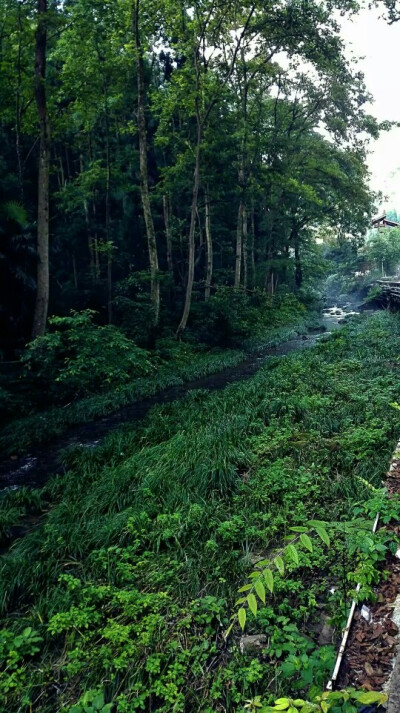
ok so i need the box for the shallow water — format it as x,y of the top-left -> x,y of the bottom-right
0,303 -> 361,491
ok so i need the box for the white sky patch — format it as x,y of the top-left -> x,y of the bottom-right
339,7 -> 400,211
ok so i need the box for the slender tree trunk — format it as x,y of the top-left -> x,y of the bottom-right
265,244 -> 274,294
107,250 -> 113,324
294,231 -> 302,289
32,0 -> 50,339
15,3 -> 24,204
234,202 -> 243,289
133,0 -> 160,326
250,200 -> 256,288
103,81 -> 111,245
72,252 -> 78,290
204,186 -> 213,301
176,123 -> 202,336
58,154 -> 65,188
92,197 -> 100,280
80,153 -> 95,278
163,194 -> 173,277
242,203 -> 248,291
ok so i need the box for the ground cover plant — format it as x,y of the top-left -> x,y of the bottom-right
1,311 -> 400,712
0,292 -> 315,456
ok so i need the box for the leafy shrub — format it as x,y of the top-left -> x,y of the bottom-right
190,288 -> 306,347
22,310 -> 153,400
0,626 -> 42,701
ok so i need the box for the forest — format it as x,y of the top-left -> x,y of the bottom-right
2,0 -> 400,712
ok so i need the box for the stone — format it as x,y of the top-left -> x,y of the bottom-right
317,615 -> 335,646
240,634 -> 267,655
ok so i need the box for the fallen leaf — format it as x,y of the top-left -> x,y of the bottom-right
365,662 -> 375,676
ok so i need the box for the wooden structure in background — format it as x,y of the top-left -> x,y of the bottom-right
376,279 -> 400,305
371,213 -> 400,230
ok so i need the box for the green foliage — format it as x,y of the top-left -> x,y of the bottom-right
363,227 -> 400,276
2,312 -> 400,711
22,310 -> 152,400
0,627 -> 43,701
250,689 -> 388,712
1,301 -> 314,455
69,689 -> 112,713
0,486 -> 44,544
190,290 -> 307,347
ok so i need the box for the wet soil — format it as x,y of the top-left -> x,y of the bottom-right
0,306 -> 356,492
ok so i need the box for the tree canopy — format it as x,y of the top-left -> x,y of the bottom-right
0,0 -> 380,350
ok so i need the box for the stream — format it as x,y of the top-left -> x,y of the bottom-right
0,302 -> 365,491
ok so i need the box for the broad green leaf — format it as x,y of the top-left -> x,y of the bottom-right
307,519 -> 327,527
238,583 -> 253,593
289,526 -> 308,532
315,526 -> 330,546
238,608 -> 246,630
256,559 -> 271,568
264,568 -> 274,593
247,593 -> 257,615
235,597 -> 246,606
255,579 -> 266,603
272,699 -> 290,710
357,692 -> 388,704
286,543 -> 299,565
274,556 -> 285,575
92,692 -> 105,710
299,533 -> 313,552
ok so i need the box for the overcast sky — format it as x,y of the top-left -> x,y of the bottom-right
340,7 -> 400,212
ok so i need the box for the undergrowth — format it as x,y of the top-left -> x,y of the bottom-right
0,299 -> 316,456
1,311 -> 400,712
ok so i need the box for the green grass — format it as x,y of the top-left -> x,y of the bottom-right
1,312 -> 399,712
0,311 -> 318,457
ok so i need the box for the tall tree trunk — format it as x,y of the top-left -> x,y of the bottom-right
15,3 -> 24,204
93,196 -> 100,280
80,153 -> 95,278
72,252 -> 78,290
32,0 -> 50,339
204,186 -> 213,301
163,194 -> 173,278
176,123 -> 202,336
242,203 -> 248,291
250,200 -> 256,288
133,0 -> 160,326
234,202 -> 243,289
107,250 -> 113,324
265,245 -> 274,295
294,231 -> 302,289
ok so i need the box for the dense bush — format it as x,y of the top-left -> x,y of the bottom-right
22,310 -> 153,400
190,288 -> 307,346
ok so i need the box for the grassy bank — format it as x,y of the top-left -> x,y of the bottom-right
0,309 -> 317,457
2,312 -> 400,712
